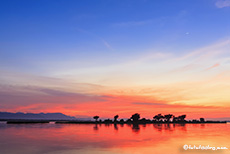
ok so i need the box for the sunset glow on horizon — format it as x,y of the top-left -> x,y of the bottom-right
0,0 -> 230,120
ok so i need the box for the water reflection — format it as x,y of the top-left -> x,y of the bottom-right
92,123 -> 187,133
94,123 -> 188,133
114,123 -> 118,130
0,123 -> 229,154
93,124 -> 99,131
132,123 -> 140,133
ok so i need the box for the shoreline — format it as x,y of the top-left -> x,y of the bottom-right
0,119 -> 227,124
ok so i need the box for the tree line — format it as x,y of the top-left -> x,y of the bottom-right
93,113 -> 206,124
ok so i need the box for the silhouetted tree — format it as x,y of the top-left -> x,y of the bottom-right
192,119 -> 199,123
153,114 -> 164,122
200,118 -> 205,122
104,119 -> 113,123
140,118 -> 146,122
131,113 -> 140,122
178,115 -> 186,122
164,114 -> 173,122
93,116 -> 99,122
172,116 -> 178,122
114,115 -> 119,122
119,119 -> 124,123
126,119 -> 132,123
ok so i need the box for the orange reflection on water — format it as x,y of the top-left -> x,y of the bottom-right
0,123 -> 229,154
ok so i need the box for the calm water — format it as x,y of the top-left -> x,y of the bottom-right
0,123 -> 229,154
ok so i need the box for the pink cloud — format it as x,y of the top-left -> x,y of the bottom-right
205,63 -> 220,71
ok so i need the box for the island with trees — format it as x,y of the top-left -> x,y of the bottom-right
1,112 -> 227,124
55,113 -> 227,124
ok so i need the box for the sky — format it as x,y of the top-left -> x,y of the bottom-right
0,0 -> 230,120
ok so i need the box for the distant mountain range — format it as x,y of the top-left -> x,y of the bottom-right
0,112 -> 76,120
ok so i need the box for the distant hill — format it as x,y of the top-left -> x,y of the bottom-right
75,115 -> 92,121
0,112 -> 76,120
206,117 -> 230,121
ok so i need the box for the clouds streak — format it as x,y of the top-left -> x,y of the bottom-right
216,0 -> 230,8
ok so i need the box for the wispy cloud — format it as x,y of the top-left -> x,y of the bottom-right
167,39 -> 230,74
0,84 -> 112,114
113,10 -> 188,28
204,63 -> 220,71
132,102 -> 169,106
215,0 -> 230,8
1,39 -> 230,117
0,70 -> 106,94
132,101 -> 222,109
173,39 -> 230,62
113,19 -> 153,27
101,39 -> 112,49
76,28 -> 113,49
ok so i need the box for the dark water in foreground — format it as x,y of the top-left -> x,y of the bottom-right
0,123 -> 229,154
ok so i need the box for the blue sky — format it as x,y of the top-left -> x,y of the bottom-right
1,0 -> 230,74
0,0 -> 230,118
